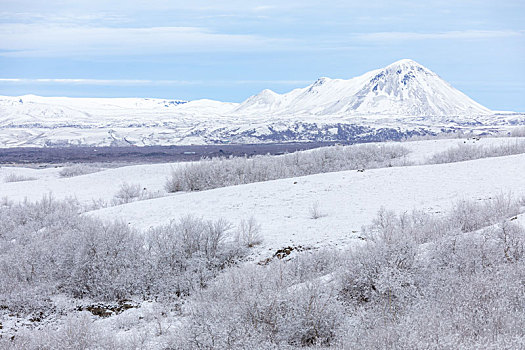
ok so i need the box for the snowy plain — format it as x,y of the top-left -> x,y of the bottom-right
1,137 -> 524,255
1,137 -> 522,205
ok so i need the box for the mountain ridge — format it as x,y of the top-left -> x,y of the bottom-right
0,59 -> 520,147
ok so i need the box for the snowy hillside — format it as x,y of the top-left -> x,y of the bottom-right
0,137 -> 517,205
1,59 -> 524,147
1,137 -> 524,251
89,151 -> 525,251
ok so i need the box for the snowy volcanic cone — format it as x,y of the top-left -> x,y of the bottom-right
235,59 -> 492,117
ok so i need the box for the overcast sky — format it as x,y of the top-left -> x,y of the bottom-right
0,0 -> 523,111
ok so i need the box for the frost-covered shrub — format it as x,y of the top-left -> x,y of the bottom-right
510,127 -> 525,137
236,216 -> 263,247
1,312 -> 120,350
450,194 -> 520,233
427,140 -> 525,164
166,144 -> 411,192
3,172 -> 36,182
340,227 -> 419,309
144,216 -> 245,296
494,220 -> 525,263
0,198 -> 247,314
112,182 -> 143,205
177,251 -> 343,349
335,196 -> 525,349
309,201 -> 326,220
59,164 -> 100,177
111,182 -> 163,206
362,195 -> 521,246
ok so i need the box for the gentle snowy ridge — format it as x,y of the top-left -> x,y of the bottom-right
87,153 -> 525,252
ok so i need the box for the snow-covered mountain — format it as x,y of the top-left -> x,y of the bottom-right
235,59 -> 491,116
0,59 -> 522,147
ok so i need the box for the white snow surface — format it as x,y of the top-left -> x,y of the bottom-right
2,138 -> 524,254
2,137 -> 521,206
1,162 -> 180,205
87,152 -> 525,253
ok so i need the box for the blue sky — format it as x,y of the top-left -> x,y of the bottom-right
0,0 -> 524,111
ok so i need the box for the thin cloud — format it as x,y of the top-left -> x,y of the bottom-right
357,30 -> 524,41
0,78 -> 311,86
0,24 -> 291,57
0,78 -> 202,86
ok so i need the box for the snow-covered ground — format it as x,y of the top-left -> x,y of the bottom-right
2,137 -> 525,349
1,162 -> 180,205
2,137 -> 524,255
89,153 -> 525,253
1,137 -> 521,206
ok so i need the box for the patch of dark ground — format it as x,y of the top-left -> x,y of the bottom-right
0,142 -> 349,165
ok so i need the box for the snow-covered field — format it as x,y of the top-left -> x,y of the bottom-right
2,137 -> 525,349
1,137 -> 523,251
89,151 -> 525,252
0,137 -> 521,202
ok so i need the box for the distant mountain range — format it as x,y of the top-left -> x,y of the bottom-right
0,59 -> 523,147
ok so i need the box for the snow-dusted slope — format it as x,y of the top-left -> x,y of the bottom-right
0,95 -> 237,128
235,59 -> 491,116
88,153 -> 525,252
1,137 -> 523,206
2,138 -> 525,253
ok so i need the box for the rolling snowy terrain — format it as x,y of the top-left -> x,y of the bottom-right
0,137 -> 523,251
2,138 -> 525,349
1,59 -> 523,147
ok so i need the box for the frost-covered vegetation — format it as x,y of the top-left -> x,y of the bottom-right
3,173 -> 36,183
2,195 -> 524,349
166,143 -> 410,192
0,197 -> 250,315
111,182 -> 163,206
170,195 -> 525,349
427,140 -> 525,164
59,164 -> 101,178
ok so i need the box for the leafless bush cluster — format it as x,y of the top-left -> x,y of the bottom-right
173,195 -> 525,349
175,251 -> 342,349
427,140 -> 525,164
2,195 -> 524,349
111,182 -> 163,206
165,144 -> 411,192
509,126 -> 525,137
235,216 -> 263,247
3,173 -> 36,183
59,164 -> 100,177
0,197 -> 251,316
337,197 -> 525,349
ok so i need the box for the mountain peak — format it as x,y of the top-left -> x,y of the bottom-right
387,59 -> 424,68
312,77 -> 331,86
259,89 -> 278,96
